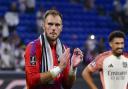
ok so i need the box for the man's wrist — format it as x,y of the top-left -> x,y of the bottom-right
69,65 -> 77,76
50,66 -> 62,78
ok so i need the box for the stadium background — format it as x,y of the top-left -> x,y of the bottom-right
0,0 -> 127,89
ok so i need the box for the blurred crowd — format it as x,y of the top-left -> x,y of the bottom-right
111,0 -> 128,34
0,0 -> 44,71
82,35 -> 105,66
71,0 -> 128,34
0,0 -> 34,71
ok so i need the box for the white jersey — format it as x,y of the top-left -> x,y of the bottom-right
103,55 -> 128,89
88,51 -> 128,89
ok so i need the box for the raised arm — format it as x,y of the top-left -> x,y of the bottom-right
62,48 -> 83,89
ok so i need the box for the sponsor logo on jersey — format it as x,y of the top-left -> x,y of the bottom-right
108,71 -> 127,80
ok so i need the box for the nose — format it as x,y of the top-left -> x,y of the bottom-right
51,25 -> 56,31
118,43 -> 124,48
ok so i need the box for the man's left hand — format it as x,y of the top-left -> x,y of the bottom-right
71,48 -> 83,68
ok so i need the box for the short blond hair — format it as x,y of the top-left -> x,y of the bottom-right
43,9 -> 62,21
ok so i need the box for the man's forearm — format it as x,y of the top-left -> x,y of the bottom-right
84,73 -> 97,89
40,71 -> 54,84
82,68 -> 98,89
62,67 -> 76,89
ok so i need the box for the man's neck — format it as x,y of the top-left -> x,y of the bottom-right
49,41 -> 56,47
112,52 -> 122,58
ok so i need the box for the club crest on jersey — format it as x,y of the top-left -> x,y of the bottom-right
30,56 -> 36,65
122,62 -> 127,68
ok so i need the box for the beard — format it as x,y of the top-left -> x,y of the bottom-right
115,52 -> 122,57
46,33 -> 59,42
114,48 -> 123,57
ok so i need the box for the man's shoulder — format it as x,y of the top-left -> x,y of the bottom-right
123,52 -> 128,58
25,38 -> 42,56
26,38 -> 41,49
97,51 -> 111,59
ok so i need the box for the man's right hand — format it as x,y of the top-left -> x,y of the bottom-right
58,48 -> 70,70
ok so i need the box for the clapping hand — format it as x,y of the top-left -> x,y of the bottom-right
58,48 -> 70,70
71,48 -> 83,68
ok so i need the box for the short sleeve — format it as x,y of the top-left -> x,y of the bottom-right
87,51 -> 111,72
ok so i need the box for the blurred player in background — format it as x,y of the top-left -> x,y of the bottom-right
82,31 -> 128,89
24,9 -> 83,89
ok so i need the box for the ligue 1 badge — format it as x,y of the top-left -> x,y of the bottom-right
122,62 -> 127,68
30,56 -> 36,65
